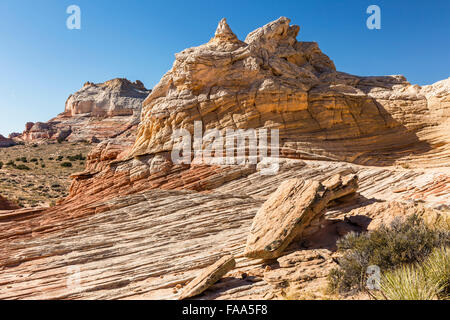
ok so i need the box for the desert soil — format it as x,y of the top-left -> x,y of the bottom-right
0,142 -> 93,208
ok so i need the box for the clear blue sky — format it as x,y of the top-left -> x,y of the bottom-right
0,0 -> 449,136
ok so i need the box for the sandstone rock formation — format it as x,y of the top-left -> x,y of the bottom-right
0,135 -> 16,148
245,174 -> 358,259
19,78 -> 150,143
0,195 -> 19,210
178,255 -> 236,300
130,17 -> 449,168
64,17 -> 450,207
0,17 -> 449,300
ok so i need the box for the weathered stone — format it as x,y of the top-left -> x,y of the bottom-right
244,174 -> 358,259
0,195 -> 19,210
178,255 -> 236,300
19,78 -> 150,143
0,135 -> 16,148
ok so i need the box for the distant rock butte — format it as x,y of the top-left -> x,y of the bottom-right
0,134 -> 16,148
18,78 -> 151,143
0,17 -> 449,300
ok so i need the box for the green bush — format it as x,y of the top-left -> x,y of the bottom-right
0,161 -> 3,169
328,215 -> 449,294
61,162 -> 72,168
67,153 -> 86,161
379,247 -> 449,300
30,158 -> 38,162
16,164 -> 31,170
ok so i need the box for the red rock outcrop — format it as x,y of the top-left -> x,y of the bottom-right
0,195 -> 19,210
0,134 -> 16,148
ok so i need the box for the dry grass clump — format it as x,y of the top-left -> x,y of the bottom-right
378,247 -> 449,300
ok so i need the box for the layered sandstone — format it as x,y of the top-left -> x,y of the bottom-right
0,17 -> 449,301
130,17 -> 449,168
67,17 -> 450,208
1,159 -> 448,300
19,78 -> 150,143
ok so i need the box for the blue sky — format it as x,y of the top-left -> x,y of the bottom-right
0,0 -> 449,136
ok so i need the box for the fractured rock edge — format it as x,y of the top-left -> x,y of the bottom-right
244,174 -> 358,259
178,255 -> 236,300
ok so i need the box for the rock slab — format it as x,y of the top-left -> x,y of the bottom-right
179,255 -> 236,300
244,174 -> 358,259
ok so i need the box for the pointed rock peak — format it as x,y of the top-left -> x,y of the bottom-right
214,18 -> 238,41
245,16 -> 299,46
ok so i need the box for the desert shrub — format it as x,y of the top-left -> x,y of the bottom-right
30,158 -> 38,162
48,157 -> 54,161
56,155 -> 64,161
6,160 -> 15,167
0,161 -> 3,169
61,162 -> 72,168
19,157 -> 27,162
41,164 -> 46,168
16,164 -> 31,170
328,214 -> 449,294
67,153 -> 86,161
379,247 -> 449,300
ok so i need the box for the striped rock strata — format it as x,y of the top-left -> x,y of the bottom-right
0,17 -> 449,300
